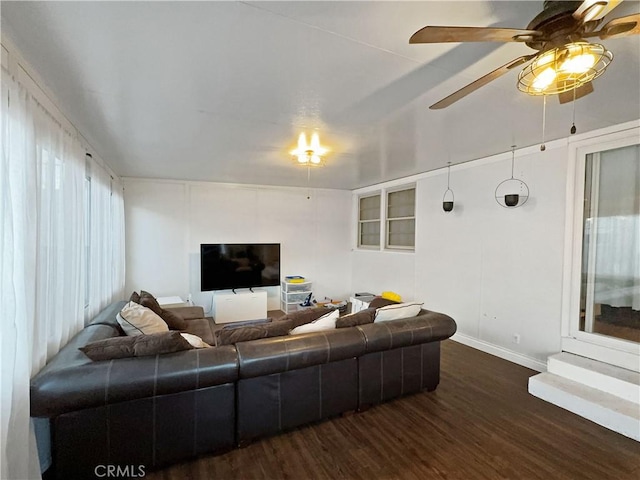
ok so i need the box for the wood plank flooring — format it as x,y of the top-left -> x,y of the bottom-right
145,340 -> 640,480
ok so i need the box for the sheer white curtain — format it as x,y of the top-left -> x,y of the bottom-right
1,65 -> 42,480
1,57 -> 125,477
85,160 -> 125,321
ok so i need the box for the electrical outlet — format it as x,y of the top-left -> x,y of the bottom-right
512,334 -> 521,344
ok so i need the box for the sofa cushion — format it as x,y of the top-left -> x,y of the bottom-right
159,308 -> 188,331
277,307 -> 329,329
290,309 -> 338,335
336,308 -> 376,328
117,302 -> 169,336
374,302 -> 423,322
80,331 -> 194,361
182,317 -> 216,345
368,296 -> 400,309
216,320 -> 292,346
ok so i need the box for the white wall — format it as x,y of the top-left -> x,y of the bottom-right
124,179 -> 352,312
352,142 -> 569,370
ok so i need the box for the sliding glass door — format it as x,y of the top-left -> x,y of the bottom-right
580,145 -> 640,344
564,129 -> 640,372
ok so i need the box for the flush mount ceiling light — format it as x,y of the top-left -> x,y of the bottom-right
517,42 -> 613,95
409,0 -> 639,108
290,132 -> 328,166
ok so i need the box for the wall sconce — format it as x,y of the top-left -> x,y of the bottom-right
495,146 -> 529,208
442,162 -> 454,212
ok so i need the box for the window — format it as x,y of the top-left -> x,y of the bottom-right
356,185 -> 416,251
358,194 -> 381,248
386,187 -> 415,249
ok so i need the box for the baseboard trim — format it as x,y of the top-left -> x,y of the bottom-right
450,333 -> 547,372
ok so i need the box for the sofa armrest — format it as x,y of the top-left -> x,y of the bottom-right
30,345 -> 238,417
357,310 -> 456,354
166,305 -> 205,320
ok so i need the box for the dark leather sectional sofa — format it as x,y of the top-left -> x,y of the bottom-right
30,300 -> 456,479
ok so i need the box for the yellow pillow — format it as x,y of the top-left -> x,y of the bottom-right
381,291 -> 402,303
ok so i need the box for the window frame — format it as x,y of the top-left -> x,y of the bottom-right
561,126 -> 640,372
355,184 -> 416,252
357,193 -> 382,249
385,185 -> 416,251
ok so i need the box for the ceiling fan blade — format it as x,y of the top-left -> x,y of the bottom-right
573,0 -> 622,22
409,26 -> 543,44
430,54 -> 537,110
585,13 -> 640,39
558,82 -> 594,104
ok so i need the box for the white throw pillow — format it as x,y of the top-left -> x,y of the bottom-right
180,333 -> 211,349
290,309 -> 339,335
117,301 -> 169,336
374,302 -> 423,323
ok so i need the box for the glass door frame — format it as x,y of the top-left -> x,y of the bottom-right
561,125 -> 640,372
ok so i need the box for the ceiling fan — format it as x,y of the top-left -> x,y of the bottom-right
410,0 -> 640,109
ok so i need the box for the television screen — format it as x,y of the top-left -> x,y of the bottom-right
200,243 -> 280,291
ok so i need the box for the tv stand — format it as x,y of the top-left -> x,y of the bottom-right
213,290 -> 267,324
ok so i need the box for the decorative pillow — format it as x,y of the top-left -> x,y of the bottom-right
138,290 -> 188,330
139,290 -> 163,315
117,302 -> 169,336
277,307 -> 329,329
180,333 -> 211,349
80,331 -> 193,361
129,291 -> 141,304
216,320 -> 292,346
290,309 -> 339,335
336,308 -> 376,328
369,296 -> 400,309
159,308 -> 188,331
374,302 -> 423,323
381,291 -> 402,302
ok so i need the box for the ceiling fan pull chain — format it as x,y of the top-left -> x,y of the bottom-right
540,95 -> 547,152
571,88 -> 577,135
306,165 -> 311,200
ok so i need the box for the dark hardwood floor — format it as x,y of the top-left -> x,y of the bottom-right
145,340 -> 640,480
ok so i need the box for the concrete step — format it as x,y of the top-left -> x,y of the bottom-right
548,352 -> 640,404
529,372 -> 640,441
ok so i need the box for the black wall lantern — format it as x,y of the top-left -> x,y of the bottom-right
495,145 -> 529,208
443,162 -> 454,212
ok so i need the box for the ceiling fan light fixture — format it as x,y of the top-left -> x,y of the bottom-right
291,132 -> 328,166
517,42 -> 613,95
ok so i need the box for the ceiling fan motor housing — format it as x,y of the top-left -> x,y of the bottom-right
526,0 -> 603,50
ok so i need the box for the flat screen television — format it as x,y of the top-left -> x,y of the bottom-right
200,243 -> 280,291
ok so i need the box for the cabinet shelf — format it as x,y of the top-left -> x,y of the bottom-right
280,280 -> 312,314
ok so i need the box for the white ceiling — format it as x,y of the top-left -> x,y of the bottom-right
2,1 -> 639,189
